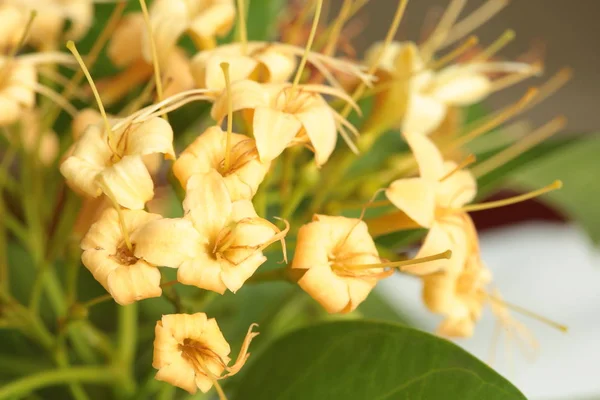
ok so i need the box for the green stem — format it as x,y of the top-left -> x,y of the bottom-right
0,367 -> 116,399
116,303 -> 138,396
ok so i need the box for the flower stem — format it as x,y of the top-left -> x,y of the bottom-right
0,367 -> 116,400
116,303 -> 138,396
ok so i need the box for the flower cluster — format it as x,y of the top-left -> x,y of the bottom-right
0,0 -> 569,397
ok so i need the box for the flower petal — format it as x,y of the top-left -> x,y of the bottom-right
296,102 -> 337,165
132,218 -> 201,268
210,79 -> 268,122
253,107 -> 302,162
177,253 -> 227,295
220,252 -> 267,293
155,357 -> 197,394
437,162 -> 477,209
107,261 -> 162,305
122,117 -> 175,159
404,132 -> 446,181
402,93 -> 447,136
386,177 -> 436,228
100,155 -> 154,210
431,66 -> 491,105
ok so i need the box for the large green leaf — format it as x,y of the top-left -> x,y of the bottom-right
509,135 -> 600,244
233,320 -> 526,400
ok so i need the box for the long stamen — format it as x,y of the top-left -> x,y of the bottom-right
446,88 -> 538,151
472,29 -> 516,61
236,0 -> 247,54
290,0 -> 323,96
420,0 -> 468,62
220,62 -> 233,172
485,292 -> 568,333
139,0 -> 165,108
28,82 -> 79,117
439,154 -> 476,182
194,355 -> 228,400
473,117 -> 566,178
489,62 -> 543,93
343,250 -> 452,271
428,35 -> 479,70
524,67 -> 573,111
342,0 -> 409,118
321,0 -> 353,56
443,0 -> 510,47
459,180 -> 562,212
66,41 -> 113,143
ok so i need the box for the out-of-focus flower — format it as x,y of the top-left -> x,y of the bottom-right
153,313 -> 258,394
292,215 -> 387,314
144,0 -> 236,64
102,12 -> 194,105
60,116 -> 175,210
168,169 -> 282,294
366,40 -> 537,135
6,0 -> 93,50
173,126 -> 269,200
81,208 -> 198,305
211,80 -> 358,165
0,57 -> 36,126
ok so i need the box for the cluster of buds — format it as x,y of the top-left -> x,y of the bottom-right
0,0 -> 570,398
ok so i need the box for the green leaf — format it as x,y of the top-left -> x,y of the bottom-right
246,0 -> 287,41
509,135 -> 600,244
233,320 -> 526,400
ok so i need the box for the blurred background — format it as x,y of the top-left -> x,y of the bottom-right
327,1 -> 600,400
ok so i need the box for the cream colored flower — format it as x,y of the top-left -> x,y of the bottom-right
103,12 -> 194,104
211,80 -> 357,165
0,57 -> 36,126
60,116 -> 174,210
385,133 -> 475,274
6,0 -> 93,50
153,313 -> 258,394
292,215 -> 388,314
170,169 -> 282,294
0,5 -> 28,52
191,42 -> 297,90
173,125 -> 269,200
424,253 -> 492,338
80,208 -> 198,305
144,0 -> 235,64
366,40 -> 535,135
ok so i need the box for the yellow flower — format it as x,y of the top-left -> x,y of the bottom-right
145,0 -> 235,63
0,5 -> 28,51
7,0 -> 93,50
385,133 -> 475,274
173,125 -> 269,200
211,80 -> 358,165
60,116 -> 175,210
80,208 -> 198,305
153,313 -> 258,395
191,42 -> 297,90
0,57 -> 36,126
292,215 -> 387,314
169,169 -> 282,294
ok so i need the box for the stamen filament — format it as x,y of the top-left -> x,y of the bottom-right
524,67 -> 573,111
194,355 -> 228,400
321,0 -> 352,56
236,0 -> 248,54
443,0 -> 510,47
446,88 -> 538,151
66,41 -> 114,143
472,29 -> 516,61
428,36 -> 479,70
343,250 -> 452,271
221,62 -> 233,172
473,117 -> 566,178
439,154 -> 476,182
342,0 -> 409,118
139,0 -> 165,107
489,62 -> 543,93
420,0 -> 468,62
459,180 -> 562,212
486,292 -> 568,333
290,0 -> 323,95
